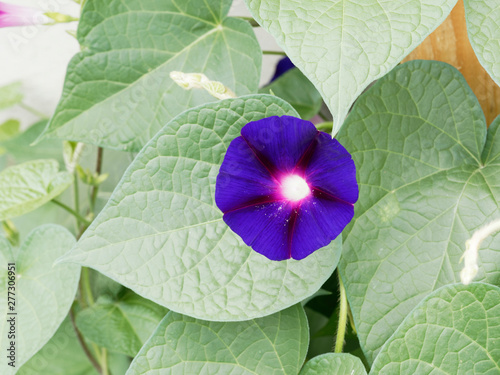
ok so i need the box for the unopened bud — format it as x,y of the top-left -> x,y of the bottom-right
63,141 -> 85,174
170,71 -> 236,100
44,12 -> 78,24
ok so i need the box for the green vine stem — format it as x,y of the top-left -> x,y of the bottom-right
101,349 -> 109,375
81,267 -> 95,306
18,102 -> 49,119
70,307 -> 102,374
236,16 -> 260,27
262,50 -> 287,56
334,272 -> 348,353
70,145 -> 108,373
89,147 -> 103,214
52,199 -> 91,227
74,172 -> 80,217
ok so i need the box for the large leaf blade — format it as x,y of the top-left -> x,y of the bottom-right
40,0 -> 261,151
18,317 -> 98,375
126,304 -> 309,375
76,291 -> 168,357
337,60 -> 500,362
0,159 -> 73,221
300,353 -> 367,375
370,283 -> 500,374
245,0 -> 457,134
464,0 -> 500,87
61,95 -> 342,321
0,225 -> 80,373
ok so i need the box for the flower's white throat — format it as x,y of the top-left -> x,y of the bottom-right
281,175 -> 311,202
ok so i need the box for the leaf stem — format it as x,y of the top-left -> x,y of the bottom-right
73,173 -> 81,232
89,147 -> 103,214
101,349 -> 109,375
52,199 -> 91,226
81,267 -> 95,306
236,16 -> 260,27
18,102 -> 49,119
334,272 -> 348,353
262,50 -> 287,56
70,307 -> 102,374
347,305 -> 356,334
315,121 -> 333,133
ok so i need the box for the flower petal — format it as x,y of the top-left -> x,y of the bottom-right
241,116 -> 318,174
215,136 -> 279,213
271,57 -> 295,81
223,195 -> 354,261
306,132 -> 359,205
290,197 -> 354,260
222,201 -> 293,261
0,2 -> 43,28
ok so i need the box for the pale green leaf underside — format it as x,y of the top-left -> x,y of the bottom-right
76,291 -> 168,357
245,0 -> 457,135
62,95 -> 342,321
0,159 -> 73,221
371,283 -> 500,374
464,0 -> 500,87
126,304 -> 309,375
337,60 -> 500,363
300,353 -> 367,375
0,225 -> 80,373
40,0 -> 261,151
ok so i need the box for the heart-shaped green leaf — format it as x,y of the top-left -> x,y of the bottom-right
126,304 -> 308,375
300,353 -> 367,375
464,0 -> 500,86
371,283 -> 500,374
0,225 -> 80,373
245,0 -> 457,134
0,159 -> 73,221
19,314 -> 131,375
337,60 -> 500,363
18,317 -> 98,375
61,95 -> 342,321
40,0 -> 261,151
76,290 -> 168,357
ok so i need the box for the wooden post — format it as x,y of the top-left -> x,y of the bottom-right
403,2 -> 500,125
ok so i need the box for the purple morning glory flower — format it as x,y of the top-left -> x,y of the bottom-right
215,116 -> 358,261
0,2 -> 43,28
270,57 -> 295,81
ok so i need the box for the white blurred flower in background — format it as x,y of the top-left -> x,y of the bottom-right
0,1 -> 45,28
0,0 -> 281,130
0,0 -> 80,129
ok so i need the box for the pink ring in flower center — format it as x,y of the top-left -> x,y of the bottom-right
280,174 -> 311,202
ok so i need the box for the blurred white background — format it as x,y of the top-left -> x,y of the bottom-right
0,0 -> 283,129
